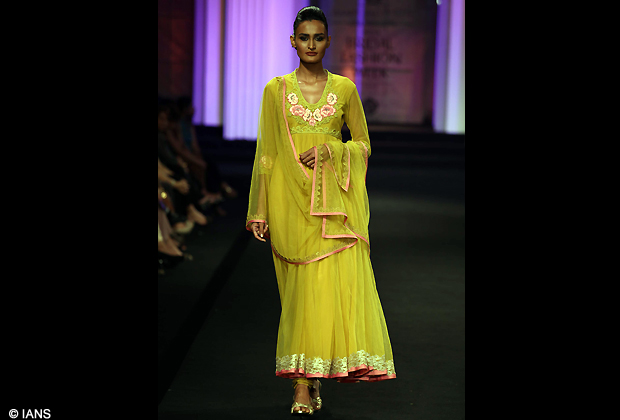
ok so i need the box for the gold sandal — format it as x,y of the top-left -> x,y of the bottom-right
311,379 -> 322,411
291,378 -> 315,416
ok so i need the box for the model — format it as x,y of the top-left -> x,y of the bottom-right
246,6 -> 396,416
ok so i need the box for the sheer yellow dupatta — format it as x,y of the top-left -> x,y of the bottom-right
246,75 -> 371,263
309,84 -> 371,255
246,76 -> 311,235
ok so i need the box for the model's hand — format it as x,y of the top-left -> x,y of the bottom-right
250,222 -> 269,242
299,148 -> 316,169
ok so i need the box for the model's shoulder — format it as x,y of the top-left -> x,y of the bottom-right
264,77 -> 280,90
264,71 -> 295,90
330,72 -> 357,91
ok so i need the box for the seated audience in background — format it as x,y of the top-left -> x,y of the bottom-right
171,97 -> 238,203
158,210 -> 187,271
164,101 -> 210,197
158,164 -> 194,234
158,207 -> 183,256
158,103 -> 208,227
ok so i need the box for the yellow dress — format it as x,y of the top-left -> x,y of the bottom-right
246,69 -> 396,382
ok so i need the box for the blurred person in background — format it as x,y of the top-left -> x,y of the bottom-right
175,96 -> 238,202
166,96 -> 237,218
164,101 -> 226,216
158,104 -> 208,227
158,205 -> 184,270
158,159 -> 194,234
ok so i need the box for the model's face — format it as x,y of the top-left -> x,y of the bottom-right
291,20 -> 330,64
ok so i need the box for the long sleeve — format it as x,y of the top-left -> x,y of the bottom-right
246,79 -> 279,231
343,86 -> 371,160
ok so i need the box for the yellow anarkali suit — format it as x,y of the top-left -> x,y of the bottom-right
246,69 -> 396,383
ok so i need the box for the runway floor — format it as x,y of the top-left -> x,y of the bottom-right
158,138 -> 465,419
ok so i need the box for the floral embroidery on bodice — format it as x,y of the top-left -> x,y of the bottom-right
286,69 -> 344,140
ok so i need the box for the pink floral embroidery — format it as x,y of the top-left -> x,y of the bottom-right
290,104 -> 305,116
288,90 -> 337,127
287,93 -> 298,105
320,104 -> 335,117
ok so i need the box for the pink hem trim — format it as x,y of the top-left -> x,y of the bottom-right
275,364 -> 396,382
321,216 -> 356,240
281,77 -> 309,179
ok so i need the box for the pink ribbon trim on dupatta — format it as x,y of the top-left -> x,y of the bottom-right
271,239 -> 358,265
323,143 -> 350,192
309,146 -> 370,251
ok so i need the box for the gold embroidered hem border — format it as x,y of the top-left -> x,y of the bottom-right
275,349 -> 395,377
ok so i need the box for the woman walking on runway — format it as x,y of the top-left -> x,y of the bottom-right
246,6 -> 396,416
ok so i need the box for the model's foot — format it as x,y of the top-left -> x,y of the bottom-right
293,383 -> 313,415
310,379 -> 321,411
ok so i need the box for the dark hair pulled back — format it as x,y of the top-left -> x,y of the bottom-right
293,6 -> 328,36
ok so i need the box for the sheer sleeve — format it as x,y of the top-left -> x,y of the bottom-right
246,80 -> 278,231
343,85 -> 371,161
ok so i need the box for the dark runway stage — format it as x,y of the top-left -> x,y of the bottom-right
158,132 -> 465,419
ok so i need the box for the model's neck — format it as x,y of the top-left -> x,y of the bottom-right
296,61 -> 326,81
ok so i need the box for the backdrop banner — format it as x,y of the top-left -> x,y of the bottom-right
323,0 -> 436,125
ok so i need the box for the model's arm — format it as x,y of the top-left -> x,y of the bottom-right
343,85 -> 371,160
247,79 -> 278,240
